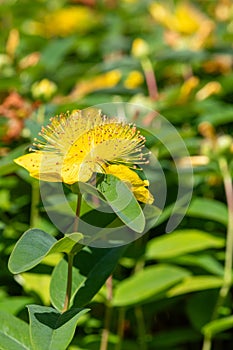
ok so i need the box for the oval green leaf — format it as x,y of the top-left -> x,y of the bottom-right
113,264 -> 190,307
167,276 -> 223,297
187,197 -> 228,226
8,229 -> 56,274
0,311 -> 31,350
28,305 -> 89,350
51,246 -> 126,311
98,174 -> 145,233
49,233 -> 83,255
8,229 -> 84,274
146,229 -> 225,260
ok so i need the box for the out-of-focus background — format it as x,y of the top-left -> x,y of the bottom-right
0,0 -> 233,349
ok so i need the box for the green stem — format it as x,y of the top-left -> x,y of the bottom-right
141,57 -> 158,101
100,275 -> 113,350
73,192 -> 82,233
135,306 -> 147,350
62,252 -> 75,312
37,104 -> 46,125
115,307 -> 125,350
214,158 -> 233,311
202,336 -> 211,350
202,157 -> 233,350
30,180 -> 40,227
62,193 -> 82,313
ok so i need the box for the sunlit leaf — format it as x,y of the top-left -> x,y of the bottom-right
146,230 -> 225,260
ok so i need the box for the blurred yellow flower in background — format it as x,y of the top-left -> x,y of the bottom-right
31,79 -> 57,102
6,28 -> 19,59
124,70 -> 144,89
131,38 -> 150,58
215,0 -> 233,22
149,1 -> 215,50
178,76 -> 200,103
121,0 -> 139,4
196,81 -> 222,101
71,70 -> 122,99
30,6 -> 97,37
202,55 -> 233,75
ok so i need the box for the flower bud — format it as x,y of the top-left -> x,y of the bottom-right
215,135 -> 233,156
131,38 -> 150,58
31,79 -> 57,102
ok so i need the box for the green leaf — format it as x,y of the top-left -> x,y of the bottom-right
0,297 -> 33,315
169,254 -> 224,276
8,229 -> 56,274
50,246 -> 126,311
0,311 -> 32,350
113,264 -> 190,306
50,259 -> 85,311
41,37 -> 76,71
8,229 -> 84,274
146,229 -> 225,260
187,198 -> 228,226
150,328 -> 201,348
202,316 -> 233,337
98,174 -> 145,233
0,77 -> 21,91
167,276 -> 223,297
197,105 -> 233,127
49,233 -> 83,255
28,305 -> 89,350
186,290 -> 219,331
78,181 -> 106,203
19,273 -> 51,305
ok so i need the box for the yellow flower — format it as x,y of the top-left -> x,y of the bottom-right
31,79 -> 57,101
124,71 -> 144,89
31,6 -> 97,38
14,109 -> 153,204
178,76 -> 200,103
196,82 -> 222,101
131,38 -> 150,58
149,1 -> 214,50
71,70 -> 122,99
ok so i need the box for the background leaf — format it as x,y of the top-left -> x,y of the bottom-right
113,264 -> 190,306
167,276 -> 223,297
187,198 -> 228,226
146,230 -> 225,260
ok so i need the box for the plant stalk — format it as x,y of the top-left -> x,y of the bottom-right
202,157 -> 233,350
135,306 -> 147,350
30,180 -> 40,227
214,158 -> 233,313
62,192 -> 82,312
62,252 -> 75,312
115,307 -> 125,350
141,57 -> 158,101
100,275 -> 113,350
73,192 -> 82,233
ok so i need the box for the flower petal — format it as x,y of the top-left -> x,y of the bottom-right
14,152 -> 63,182
105,164 -> 154,204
